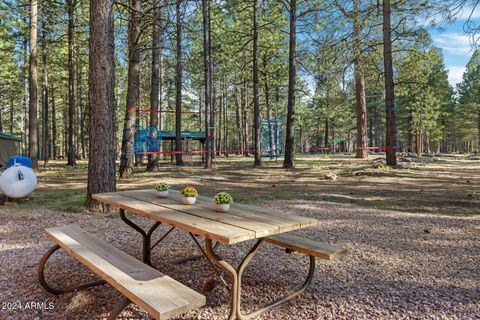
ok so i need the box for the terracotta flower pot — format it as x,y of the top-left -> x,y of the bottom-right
214,203 -> 230,213
182,197 -> 196,205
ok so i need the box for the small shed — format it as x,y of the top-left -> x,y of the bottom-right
0,132 -> 22,169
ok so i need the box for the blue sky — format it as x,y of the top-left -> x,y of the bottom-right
430,5 -> 480,87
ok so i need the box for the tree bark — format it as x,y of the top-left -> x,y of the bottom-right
325,117 -> 329,148
147,0 -> 163,172
28,0 -> 39,170
234,88 -> 241,150
42,23 -> 49,166
203,0 -> 212,168
252,0 -> 261,166
119,0 -> 142,178
174,0 -> 184,166
223,81 -> 228,156
283,0 -> 296,168
10,97 -> 14,134
76,49 -> 84,160
477,110 -> 480,153
23,25 -> 29,154
242,81 -> 249,156
354,69 -> 367,158
67,0 -> 76,166
353,0 -> 368,159
51,87 -> 57,159
382,0 -> 397,166
217,86 -> 222,156
0,101 -> 3,132
263,54 -> 274,155
86,0 -> 116,212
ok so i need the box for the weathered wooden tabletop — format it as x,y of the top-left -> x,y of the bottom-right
92,189 -> 318,244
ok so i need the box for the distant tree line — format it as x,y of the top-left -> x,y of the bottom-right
0,0 -> 478,210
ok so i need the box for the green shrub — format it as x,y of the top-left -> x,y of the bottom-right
154,182 -> 170,191
214,192 -> 233,204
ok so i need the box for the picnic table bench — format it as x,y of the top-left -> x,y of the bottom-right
38,225 -> 205,319
39,189 -> 346,320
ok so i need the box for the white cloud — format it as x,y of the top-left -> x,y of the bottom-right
433,33 -> 474,56
447,65 -> 466,86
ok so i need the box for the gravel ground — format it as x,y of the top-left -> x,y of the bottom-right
0,202 -> 479,320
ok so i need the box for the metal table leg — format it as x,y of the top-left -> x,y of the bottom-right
119,209 -> 161,265
204,238 -> 316,320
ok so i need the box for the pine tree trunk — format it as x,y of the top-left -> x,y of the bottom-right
80,98 -> 87,159
209,25 -> 215,161
252,0 -> 261,166
147,0 -> 163,172
374,103 -> 381,149
10,97 -> 14,134
76,52 -> 84,159
223,83 -> 228,156
283,0 -> 296,168
263,55 -> 274,155
234,88 -> 241,150
241,82 -> 249,156
63,98 -> 68,157
217,89 -> 222,156
175,0 -> 184,166
23,28 -> 29,154
202,0 -> 212,168
415,130 -> 421,155
407,107 -> 413,152
51,87 -> 57,159
86,0 -> 117,212
28,0 -> 39,170
477,110 -> 480,153
67,0 -> 76,166
325,117 -> 329,148
42,24 -> 49,166
368,105 -> 373,147
119,0 -> 142,178
382,0 -> 397,166
354,71 -> 367,158
353,0 -> 368,159
0,102 -> 3,132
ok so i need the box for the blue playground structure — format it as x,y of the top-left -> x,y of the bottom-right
133,125 -> 207,157
260,117 -> 284,157
134,126 -> 162,156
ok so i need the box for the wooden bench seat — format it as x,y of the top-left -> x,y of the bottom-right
44,225 -> 206,319
265,233 -> 347,260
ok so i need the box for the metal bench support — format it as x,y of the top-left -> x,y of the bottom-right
38,244 -> 106,295
38,245 -> 131,319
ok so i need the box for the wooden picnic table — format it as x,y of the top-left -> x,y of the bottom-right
92,189 -> 320,320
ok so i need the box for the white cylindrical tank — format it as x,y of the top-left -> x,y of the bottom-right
0,164 -> 37,199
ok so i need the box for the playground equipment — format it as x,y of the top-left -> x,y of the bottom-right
0,156 -> 37,199
130,108 -> 207,161
133,126 -> 162,156
260,117 -> 284,157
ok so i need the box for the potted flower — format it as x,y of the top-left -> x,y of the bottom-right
154,182 -> 170,198
213,192 -> 233,213
181,186 -> 198,205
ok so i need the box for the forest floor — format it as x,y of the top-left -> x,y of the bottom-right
0,154 -> 479,319
15,153 -> 480,215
